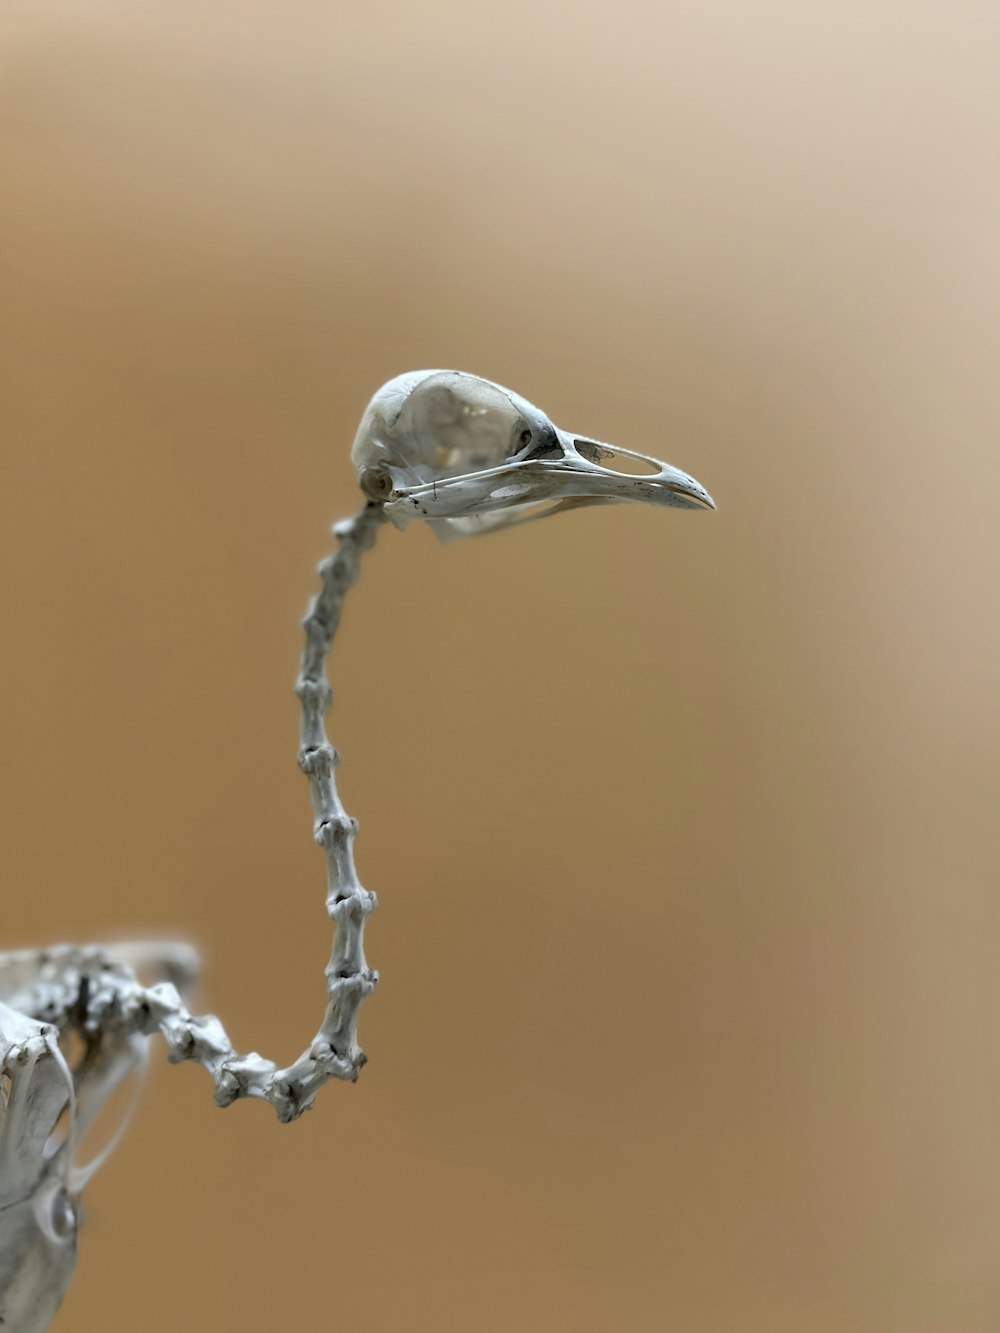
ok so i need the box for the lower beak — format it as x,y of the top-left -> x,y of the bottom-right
384,433 -> 715,535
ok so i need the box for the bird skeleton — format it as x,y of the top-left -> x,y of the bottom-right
0,371 -> 713,1331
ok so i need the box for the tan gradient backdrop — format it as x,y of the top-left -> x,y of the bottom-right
2,2 -> 999,1330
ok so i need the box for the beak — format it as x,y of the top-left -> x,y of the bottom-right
384,431 -> 715,539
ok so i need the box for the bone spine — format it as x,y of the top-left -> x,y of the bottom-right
7,504 -> 385,1125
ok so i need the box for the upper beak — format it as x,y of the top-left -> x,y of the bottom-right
383,431 -> 715,537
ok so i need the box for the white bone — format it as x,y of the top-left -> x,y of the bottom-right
0,1001 -> 77,1332
352,370 -> 714,539
0,372 -> 713,1329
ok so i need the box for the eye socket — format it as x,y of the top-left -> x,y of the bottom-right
518,429 -> 533,447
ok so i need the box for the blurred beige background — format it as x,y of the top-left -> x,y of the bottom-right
2,1 -> 999,1329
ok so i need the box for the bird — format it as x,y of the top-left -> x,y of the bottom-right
0,371 -> 714,1331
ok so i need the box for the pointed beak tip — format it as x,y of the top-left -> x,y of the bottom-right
673,482 -> 716,511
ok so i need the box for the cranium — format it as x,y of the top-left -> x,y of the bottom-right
351,370 -> 715,540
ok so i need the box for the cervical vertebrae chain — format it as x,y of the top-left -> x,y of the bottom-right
6,504 -> 385,1124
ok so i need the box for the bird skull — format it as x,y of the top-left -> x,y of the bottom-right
351,370 -> 715,540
